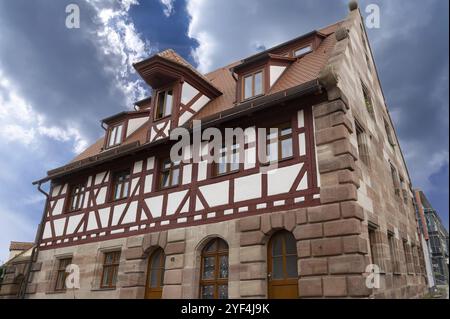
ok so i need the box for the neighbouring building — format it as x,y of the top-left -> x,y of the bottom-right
0,242 -> 34,298
1,1 -> 428,299
414,189 -> 449,286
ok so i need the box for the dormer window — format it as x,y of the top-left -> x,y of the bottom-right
243,70 -> 264,100
294,45 -> 312,57
107,123 -> 124,148
155,88 -> 174,120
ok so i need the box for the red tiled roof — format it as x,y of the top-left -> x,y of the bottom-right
69,22 -> 341,164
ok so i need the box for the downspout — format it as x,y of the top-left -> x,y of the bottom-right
18,181 -> 50,299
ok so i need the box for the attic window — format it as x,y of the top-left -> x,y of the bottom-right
155,89 -> 174,120
294,45 -> 312,57
107,123 -> 124,148
243,70 -> 264,100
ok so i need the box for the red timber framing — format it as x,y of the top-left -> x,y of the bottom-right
39,98 -> 322,250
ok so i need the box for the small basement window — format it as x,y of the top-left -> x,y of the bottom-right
294,45 -> 312,57
107,123 -> 124,148
155,89 -> 174,120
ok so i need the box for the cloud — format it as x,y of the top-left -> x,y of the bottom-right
0,69 -> 88,153
186,0 -> 346,73
86,0 -> 152,106
160,0 -> 175,17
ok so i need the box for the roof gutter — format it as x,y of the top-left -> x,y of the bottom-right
32,79 -> 322,184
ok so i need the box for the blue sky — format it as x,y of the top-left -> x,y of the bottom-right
0,0 -> 448,263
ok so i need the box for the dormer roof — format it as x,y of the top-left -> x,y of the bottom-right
133,49 -> 222,98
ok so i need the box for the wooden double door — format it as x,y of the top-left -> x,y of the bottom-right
267,231 -> 299,299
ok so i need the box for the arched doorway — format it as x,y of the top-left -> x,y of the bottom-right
267,230 -> 298,299
199,238 -> 229,299
145,248 -> 165,299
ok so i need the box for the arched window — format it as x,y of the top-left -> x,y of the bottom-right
200,238 -> 229,299
145,248 -> 165,299
268,231 -> 298,299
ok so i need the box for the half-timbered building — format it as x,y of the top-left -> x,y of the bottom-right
1,2 -> 428,299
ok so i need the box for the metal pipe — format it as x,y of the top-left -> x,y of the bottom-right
18,181 -> 50,299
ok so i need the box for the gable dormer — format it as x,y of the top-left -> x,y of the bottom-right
231,31 -> 326,103
231,54 -> 296,103
102,108 -> 150,150
133,49 -> 222,143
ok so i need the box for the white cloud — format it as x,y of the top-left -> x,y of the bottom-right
0,70 -> 88,154
186,0 -> 345,73
86,0 -> 152,106
160,0 -> 175,17
403,142 -> 449,193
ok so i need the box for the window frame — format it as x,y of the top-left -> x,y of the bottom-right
242,69 -> 265,101
263,122 -> 294,164
268,231 -> 298,281
54,257 -> 72,291
387,232 -> 400,274
154,88 -> 174,121
158,158 -> 181,190
106,122 -> 125,149
199,238 -> 229,299
100,251 -> 121,289
361,81 -> 376,120
110,169 -> 131,202
67,182 -> 86,213
355,120 -> 371,167
384,118 -> 396,147
293,44 -> 313,57
212,137 -> 242,177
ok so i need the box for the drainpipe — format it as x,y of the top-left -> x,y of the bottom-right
18,181 -> 50,299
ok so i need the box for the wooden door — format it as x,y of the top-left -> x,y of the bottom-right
145,248 -> 165,299
268,231 -> 299,299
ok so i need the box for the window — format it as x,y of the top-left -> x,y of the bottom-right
200,238 -> 229,299
111,170 -> 131,201
355,121 -> 370,167
294,45 -> 312,57
390,164 -> 400,197
388,232 -> 399,273
384,119 -> 395,147
54,258 -> 72,291
145,248 -> 165,299
368,226 -> 378,265
107,123 -> 124,148
243,70 -> 263,100
68,183 -> 85,212
361,82 -> 375,120
100,251 -> 120,289
159,159 -> 181,189
214,138 -> 240,176
265,123 -> 293,163
403,240 -> 414,274
365,52 -> 372,72
155,89 -> 174,120
400,176 -> 408,204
